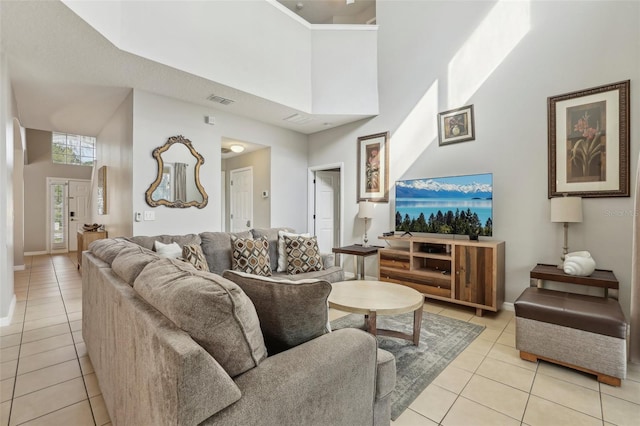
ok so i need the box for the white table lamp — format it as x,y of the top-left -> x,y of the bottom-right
358,201 -> 375,247
550,196 -> 583,266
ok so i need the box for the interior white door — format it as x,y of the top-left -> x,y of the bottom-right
230,167 -> 253,233
314,171 -> 340,253
68,179 -> 91,251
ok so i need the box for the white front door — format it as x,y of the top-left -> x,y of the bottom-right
314,171 -> 340,253
230,167 -> 253,233
68,179 -> 91,251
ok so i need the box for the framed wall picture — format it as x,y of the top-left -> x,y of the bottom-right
357,131 -> 390,203
438,105 -> 475,146
548,80 -> 630,198
97,165 -> 107,215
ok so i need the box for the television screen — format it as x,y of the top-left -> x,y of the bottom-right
395,173 -> 493,236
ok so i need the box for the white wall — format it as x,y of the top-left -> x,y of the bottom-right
131,90 -> 308,236
92,91 -> 134,238
308,0 -> 639,319
63,0 -> 379,116
0,48 -> 16,320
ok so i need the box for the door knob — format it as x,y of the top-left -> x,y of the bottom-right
246,220 -> 251,228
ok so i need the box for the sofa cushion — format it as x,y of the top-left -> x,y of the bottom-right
277,230 -> 309,272
154,241 -> 182,258
88,238 -> 134,265
182,244 -> 210,271
251,228 -> 293,271
134,258 -> 268,377
284,235 -> 324,275
222,270 -> 331,355
200,231 -> 252,275
111,245 -> 161,285
127,234 -> 202,251
231,236 -> 272,277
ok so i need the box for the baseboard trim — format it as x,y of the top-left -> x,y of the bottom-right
24,251 -> 47,256
13,265 -> 25,271
0,295 -> 17,326
502,302 -> 514,312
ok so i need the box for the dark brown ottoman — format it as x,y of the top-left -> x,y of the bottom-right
514,287 -> 627,386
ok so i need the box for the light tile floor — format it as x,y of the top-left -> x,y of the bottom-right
1,253 -> 110,426
2,253 -> 639,425
331,300 -> 640,426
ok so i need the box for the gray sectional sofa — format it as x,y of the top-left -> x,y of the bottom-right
82,229 -> 395,426
127,227 -> 345,282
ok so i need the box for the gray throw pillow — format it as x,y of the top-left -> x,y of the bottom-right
200,231 -> 253,275
134,258 -> 267,377
222,270 -> 331,355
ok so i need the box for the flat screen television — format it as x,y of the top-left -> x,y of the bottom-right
395,173 -> 493,237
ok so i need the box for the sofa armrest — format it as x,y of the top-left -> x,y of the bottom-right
207,328 -> 385,426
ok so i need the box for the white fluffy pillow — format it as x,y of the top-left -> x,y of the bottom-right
277,230 -> 310,272
154,241 -> 182,258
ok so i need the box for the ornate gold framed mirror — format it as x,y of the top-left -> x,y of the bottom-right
145,135 -> 208,208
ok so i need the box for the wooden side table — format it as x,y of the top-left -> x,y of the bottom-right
77,230 -> 108,270
530,263 -> 618,297
332,244 -> 380,280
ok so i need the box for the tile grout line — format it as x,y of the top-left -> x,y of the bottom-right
53,254 -> 98,426
7,256 -> 35,426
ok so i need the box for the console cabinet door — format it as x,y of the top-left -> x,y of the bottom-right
454,245 -> 493,306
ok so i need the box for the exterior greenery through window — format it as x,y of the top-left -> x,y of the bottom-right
52,132 -> 96,166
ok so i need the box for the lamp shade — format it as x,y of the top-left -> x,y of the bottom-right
550,196 -> 583,223
358,201 -> 375,219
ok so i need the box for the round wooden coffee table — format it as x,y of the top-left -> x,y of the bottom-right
329,280 -> 425,345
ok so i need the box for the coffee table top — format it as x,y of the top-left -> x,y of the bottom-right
329,280 -> 424,316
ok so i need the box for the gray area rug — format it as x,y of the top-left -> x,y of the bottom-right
331,311 -> 484,420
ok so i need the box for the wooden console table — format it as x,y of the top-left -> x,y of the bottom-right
332,245 -> 380,280
77,230 -> 108,270
530,263 -> 618,298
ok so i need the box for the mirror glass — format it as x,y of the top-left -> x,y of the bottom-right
145,135 -> 208,209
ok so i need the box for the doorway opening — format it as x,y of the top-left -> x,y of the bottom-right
229,167 -> 254,232
46,178 -> 91,253
308,163 -> 343,253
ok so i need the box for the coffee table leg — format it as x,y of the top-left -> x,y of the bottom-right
413,307 -> 423,345
365,311 -> 377,335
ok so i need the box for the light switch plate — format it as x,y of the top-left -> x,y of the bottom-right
144,211 -> 155,221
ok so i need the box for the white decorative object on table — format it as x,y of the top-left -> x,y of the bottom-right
563,251 -> 596,276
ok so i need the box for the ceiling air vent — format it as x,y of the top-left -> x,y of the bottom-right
221,147 -> 232,154
283,113 -> 314,125
207,94 -> 235,106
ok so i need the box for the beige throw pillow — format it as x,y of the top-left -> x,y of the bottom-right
284,235 -> 324,275
277,230 -> 310,272
181,244 -> 209,271
231,236 -> 272,277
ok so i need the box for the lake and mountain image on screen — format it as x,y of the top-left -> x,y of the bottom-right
395,173 -> 493,236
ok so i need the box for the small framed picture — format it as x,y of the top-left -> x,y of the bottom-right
548,80 -> 630,198
438,105 -> 475,146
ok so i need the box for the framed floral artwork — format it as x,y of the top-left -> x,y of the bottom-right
97,165 -> 107,215
357,131 -> 390,203
438,105 -> 475,145
548,80 -> 630,198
